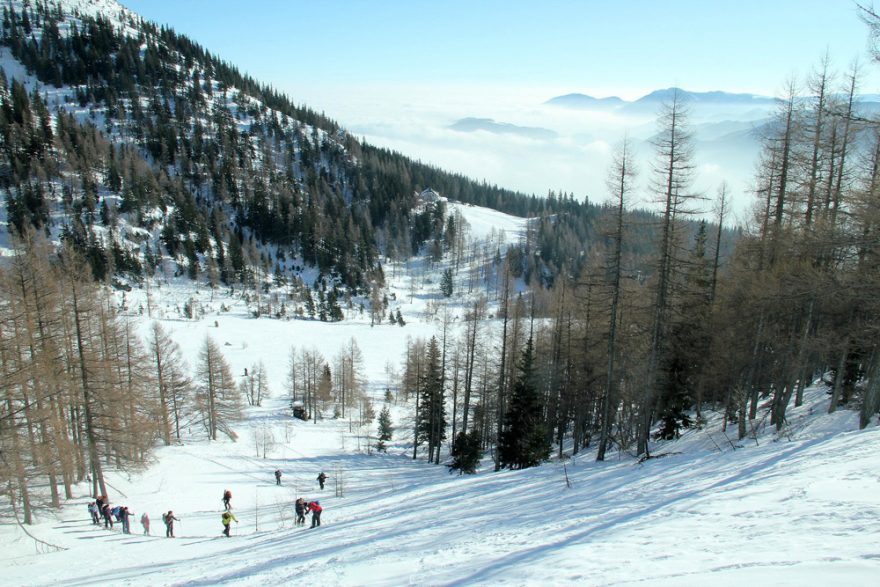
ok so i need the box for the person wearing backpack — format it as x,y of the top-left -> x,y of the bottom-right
140,512 -> 150,535
305,500 -> 322,528
87,502 -> 99,525
221,511 -> 238,537
162,511 -> 179,538
316,472 -> 327,490
294,497 -> 306,527
275,469 -> 282,485
222,489 -> 232,511
119,506 -> 133,534
102,502 -> 114,529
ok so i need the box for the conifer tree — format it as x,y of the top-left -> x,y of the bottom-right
379,406 -> 394,440
328,288 -> 344,321
148,322 -> 193,445
597,138 -> 635,461
498,337 -> 550,469
195,335 -> 242,440
318,363 -> 333,412
417,336 -> 447,462
304,288 -> 316,319
440,268 -> 454,297
449,429 -> 483,474
377,405 -> 393,452
655,223 -> 712,439
638,90 -> 700,457
241,360 -> 270,406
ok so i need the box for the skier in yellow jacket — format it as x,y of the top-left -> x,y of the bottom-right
221,511 -> 238,537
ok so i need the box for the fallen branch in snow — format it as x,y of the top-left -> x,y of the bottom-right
704,430 -> 724,453
748,410 -> 771,447
720,430 -> 740,451
8,487 -> 67,554
637,451 -> 681,464
103,478 -> 127,500
777,413 -> 808,443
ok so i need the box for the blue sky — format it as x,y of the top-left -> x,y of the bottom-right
122,0 -> 877,99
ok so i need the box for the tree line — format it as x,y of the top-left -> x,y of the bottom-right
0,232 -> 244,524
402,65 -> 879,472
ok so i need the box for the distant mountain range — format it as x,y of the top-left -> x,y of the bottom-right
546,88 -> 778,114
449,117 -> 558,140
547,87 -> 880,117
634,88 -> 778,105
545,94 -> 627,110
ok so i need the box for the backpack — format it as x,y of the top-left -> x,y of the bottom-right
162,513 -> 168,524
224,490 -> 232,499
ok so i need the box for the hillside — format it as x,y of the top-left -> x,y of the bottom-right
2,275 -> 878,585
1,0 -> 742,305
0,0 -> 610,298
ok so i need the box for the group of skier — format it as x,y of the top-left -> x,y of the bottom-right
87,470 -> 330,539
219,489 -> 238,537
88,497 -> 141,534
89,495 -> 178,536
219,476 -> 325,534
276,471 -> 327,528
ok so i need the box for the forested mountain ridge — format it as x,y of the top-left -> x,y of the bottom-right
0,0 -> 606,300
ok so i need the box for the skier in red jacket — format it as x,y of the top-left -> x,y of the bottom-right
305,500 -> 322,528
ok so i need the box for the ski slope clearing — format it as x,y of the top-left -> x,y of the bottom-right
447,199 -> 529,244
2,298 -> 878,587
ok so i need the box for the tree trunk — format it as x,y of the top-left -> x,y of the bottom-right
828,344 -> 849,414
71,283 -> 108,499
598,140 -> 631,461
412,361 -> 420,460
859,351 -> 880,429
494,279 -> 510,471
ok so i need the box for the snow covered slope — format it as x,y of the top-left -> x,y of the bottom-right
448,199 -> 529,244
2,291 -> 879,586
